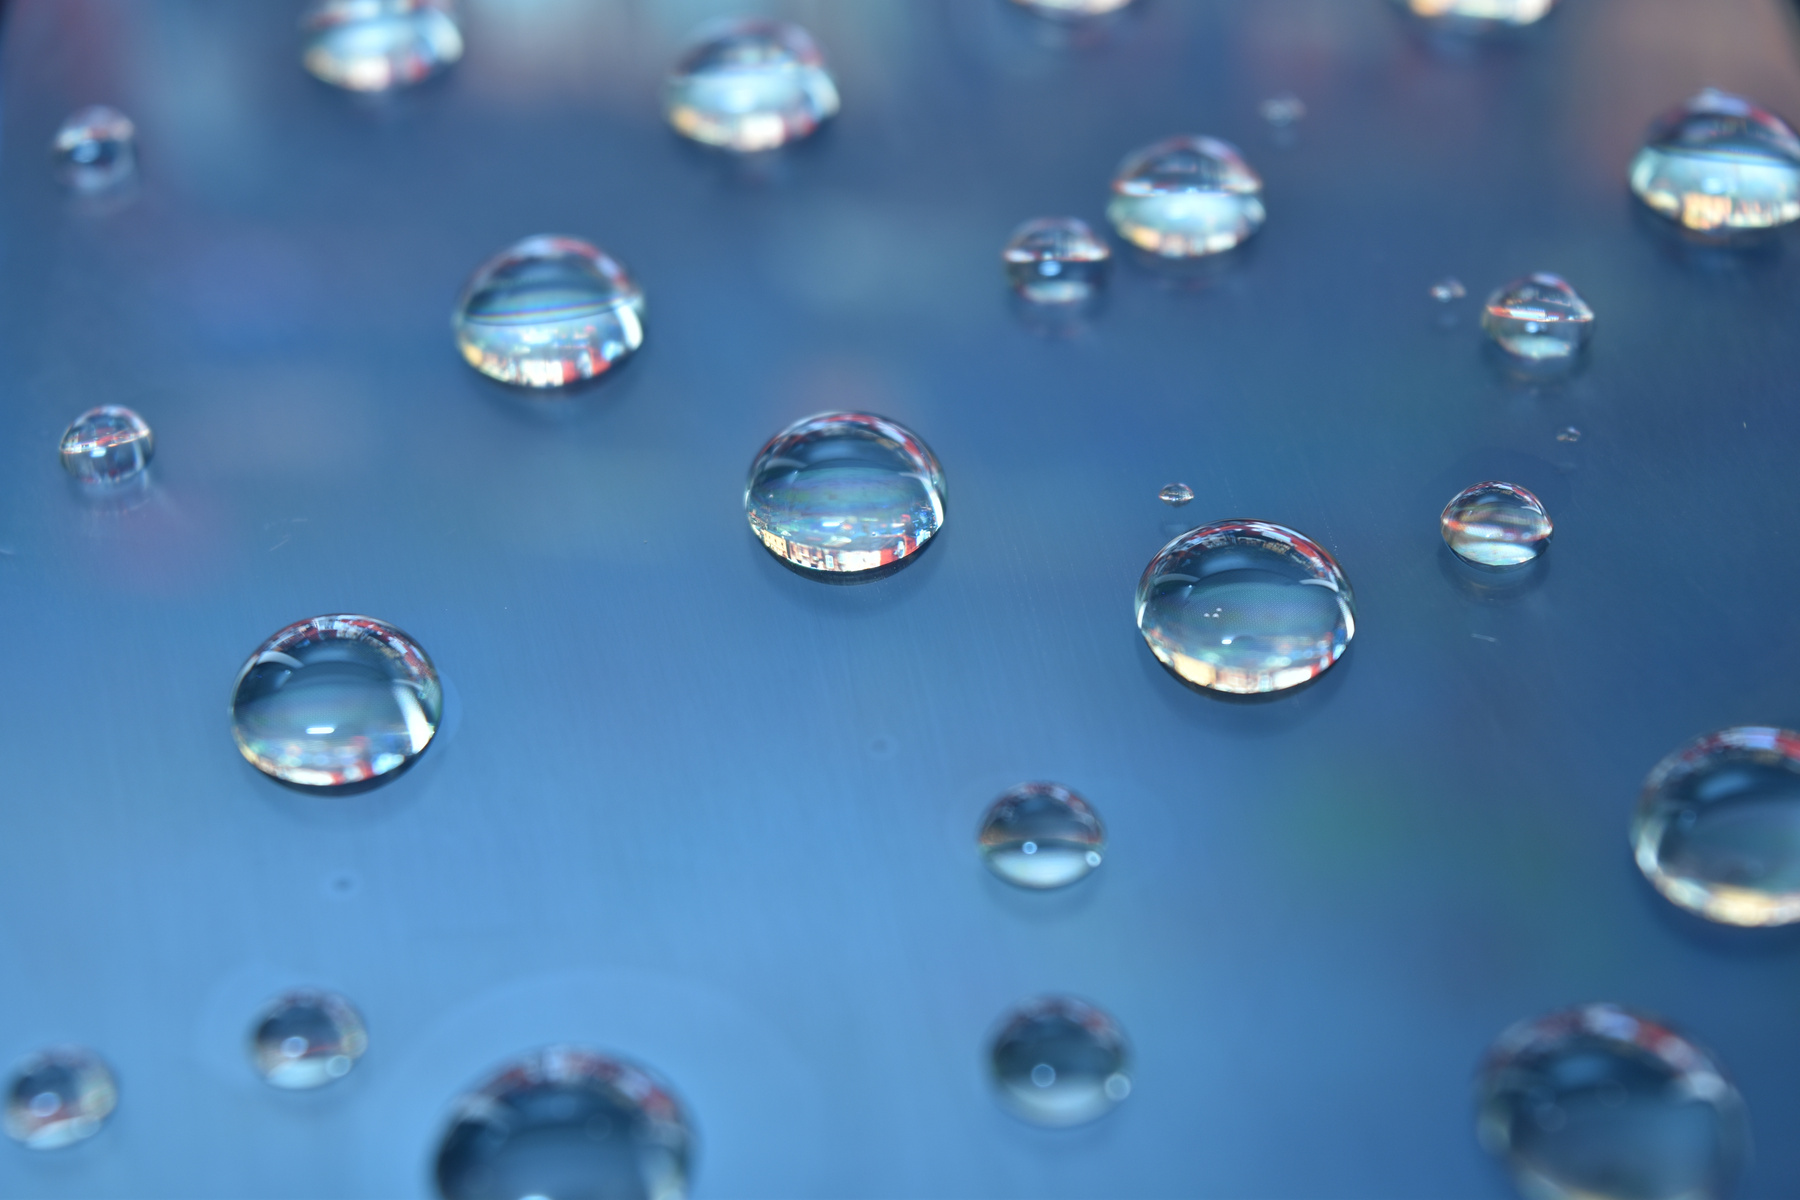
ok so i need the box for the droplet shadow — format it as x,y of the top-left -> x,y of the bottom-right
978,861 -> 1107,921
1007,287 -> 1108,340
1630,857 -> 1800,959
1627,195 -> 1787,275
751,525 -> 948,615
463,345 -> 647,427
1437,543 -> 1550,602
1122,240 -> 1255,294
1135,632 -> 1353,736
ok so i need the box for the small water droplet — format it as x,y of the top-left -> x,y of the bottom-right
230,614 -> 443,788
1478,1004 -> 1746,1200
1258,94 -> 1305,128
434,1047 -> 693,1200
1430,277 -> 1466,302
1630,89 -> 1800,235
52,106 -> 135,192
300,0 -> 463,93
250,990 -> 367,1089
1482,274 -> 1594,361
1556,426 -> 1582,443
979,783 -> 1106,890
1107,135 -> 1264,258
1011,0 -> 1136,15
746,412 -> 946,576
1137,520 -> 1355,694
1002,218 -> 1110,305
1440,482 -> 1552,568
3,1048 -> 116,1150
1398,0 -> 1558,27
665,19 -> 838,152
1158,482 -> 1195,507
989,998 -> 1130,1127
1632,727 -> 1800,926
453,236 -> 646,388
59,406 -> 153,484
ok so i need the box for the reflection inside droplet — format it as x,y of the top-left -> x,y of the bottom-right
1430,277 -> 1466,302
989,997 -> 1130,1127
1482,274 -> 1593,361
250,989 -> 369,1089
665,18 -> 838,152
3,1048 -> 117,1150
1107,135 -> 1264,258
979,783 -> 1105,889
1158,482 -> 1195,506
300,0 -> 463,93
1630,89 -> 1800,236
1002,217 -> 1110,305
454,235 -> 646,389
1440,482 -> 1552,568
52,106 -> 136,192
60,406 -> 153,484
1398,0 -> 1559,27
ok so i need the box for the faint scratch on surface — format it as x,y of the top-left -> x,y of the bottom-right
1471,633 -> 1497,643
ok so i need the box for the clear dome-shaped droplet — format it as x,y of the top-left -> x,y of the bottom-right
979,783 -> 1106,889
1136,520 -> 1355,695
989,997 -> 1130,1127
746,412 -> 945,576
1107,135 -> 1264,258
1002,218 -> 1111,305
1158,482 -> 1194,506
665,19 -> 838,152
249,989 -> 368,1089
52,106 -> 135,193
1631,727 -> 1800,927
1629,89 -> 1800,236
230,614 -> 443,788
1482,273 -> 1594,361
1441,482 -> 1552,568
1397,0 -> 1558,27
59,406 -> 153,484
434,1046 -> 693,1200
301,0 -> 463,93
1430,277 -> 1466,302
1012,0 -> 1137,15
4,1048 -> 117,1150
453,236 -> 645,388
1478,1004 -> 1747,1200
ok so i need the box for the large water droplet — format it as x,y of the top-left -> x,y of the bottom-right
1482,274 -> 1594,361
434,1046 -> 693,1200
249,989 -> 368,1089
1012,0 -> 1137,15
1136,520 -> 1355,695
453,236 -> 646,388
1478,1004 -> 1747,1200
1158,482 -> 1194,507
1002,218 -> 1110,305
59,406 -> 153,484
1441,482 -> 1552,568
300,0 -> 463,93
665,19 -> 838,152
230,614 -> 443,788
979,784 -> 1105,889
1629,89 -> 1800,236
989,997 -> 1130,1127
1107,135 -> 1264,258
1398,0 -> 1558,27
52,106 -> 135,193
746,412 -> 946,577
1631,727 -> 1800,927
3,1048 -> 117,1150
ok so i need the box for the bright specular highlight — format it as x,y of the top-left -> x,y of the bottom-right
665,19 -> 838,152
1003,217 -> 1111,305
454,236 -> 646,388
300,0 -> 464,93
1441,482 -> 1552,568
1107,135 -> 1265,257
1630,89 -> 1800,235
979,783 -> 1106,889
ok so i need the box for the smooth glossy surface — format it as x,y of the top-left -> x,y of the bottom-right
1158,482 -> 1194,506
989,998 -> 1130,1127
51,105 -> 134,192
300,0 -> 463,93
1106,135 -> 1264,257
1397,0 -> 1558,26
1002,218 -> 1110,305
1482,274 -> 1594,361
745,412 -> 945,576
1629,89 -> 1800,235
979,783 -> 1105,889
664,19 -> 837,152
453,236 -> 645,388
1478,1005 -> 1746,1200
58,406 -> 152,484
1136,520 -> 1355,695
249,989 -> 368,1089
1441,482 -> 1553,568
229,615 -> 442,788
434,1047 -> 692,1200
3,1049 -> 116,1150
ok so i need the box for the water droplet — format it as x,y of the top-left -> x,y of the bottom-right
3,1048 -> 117,1150
1136,520 -> 1355,695
453,236 -> 646,388
1011,0 -> 1136,15
1398,0 -> 1558,27
59,406 -> 153,484
1107,135 -> 1264,258
52,106 -> 135,193
434,1046 -> 693,1200
1158,482 -> 1194,507
1478,1004 -> 1746,1200
1630,89 -> 1800,236
979,783 -> 1106,890
746,412 -> 946,576
1430,277 -> 1467,302
1482,274 -> 1594,361
1258,94 -> 1306,128
229,614 -> 443,788
249,989 -> 368,1089
1002,218 -> 1110,305
300,0 -> 463,93
665,19 -> 838,152
1440,482 -> 1552,568
989,997 -> 1130,1127
1632,727 -> 1800,927
1556,426 -> 1582,443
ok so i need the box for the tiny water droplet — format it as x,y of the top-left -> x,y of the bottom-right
52,106 -> 135,192
1011,0 -> 1136,15
1158,482 -> 1195,506
454,236 -> 646,388
1002,218 -> 1110,304
230,614 -> 443,788
746,412 -> 946,576
979,783 -> 1106,889
1107,135 -> 1264,258
3,1048 -> 116,1150
1398,0 -> 1558,27
1440,482 -> 1552,568
665,19 -> 838,152
1478,1004 -> 1746,1200
1630,89 -> 1800,235
1258,94 -> 1305,128
300,0 -> 463,93
60,406 -> 153,484
250,990 -> 367,1089
1482,274 -> 1593,361
1556,426 -> 1582,443
1430,277 -> 1466,302
989,998 -> 1130,1127
434,1047 -> 693,1200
